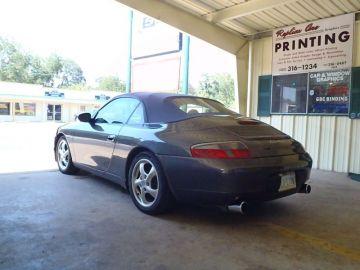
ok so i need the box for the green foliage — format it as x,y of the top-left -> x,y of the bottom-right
96,76 -> 126,92
67,76 -> 125,92
195,73 -> 235,107
0,37 -> 86,87
57,59 -> 86,88
0,37 -> 33,83
67,83 -> 91,91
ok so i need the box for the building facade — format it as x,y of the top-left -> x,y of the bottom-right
0,82 -> 118,122
249,20 -> 360,174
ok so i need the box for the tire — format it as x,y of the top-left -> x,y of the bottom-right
128,151 -> 174,215
56,136 -> 79,175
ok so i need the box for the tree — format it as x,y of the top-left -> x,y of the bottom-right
42,54 -> 86,87
96,76 -> 126,92
196,73 -> 235,107
0,37 -> 86,87
29,55 -> 48,85
62,60 -> 86,87
0,37 -> 33,83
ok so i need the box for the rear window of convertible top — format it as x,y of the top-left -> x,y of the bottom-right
170,97 -> 235,115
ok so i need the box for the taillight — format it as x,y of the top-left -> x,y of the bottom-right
190,142 -> 251,159
191,149 -> 228,159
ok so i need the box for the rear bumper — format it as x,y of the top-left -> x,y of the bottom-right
157,153 -> 312,205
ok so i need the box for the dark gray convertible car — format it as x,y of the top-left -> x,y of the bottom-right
54,93 -> 312,214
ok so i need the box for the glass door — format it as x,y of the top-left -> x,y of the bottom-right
47,104 -> 62,121
47,104 -> 54,120
54,105 -> 62,121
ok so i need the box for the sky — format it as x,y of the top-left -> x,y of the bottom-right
0,0 -> 236,86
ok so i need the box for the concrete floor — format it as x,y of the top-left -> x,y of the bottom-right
0,122 -> 61,173
0,169 -> 359,270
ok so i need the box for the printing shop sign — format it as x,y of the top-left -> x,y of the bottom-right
272,13 -> 354,75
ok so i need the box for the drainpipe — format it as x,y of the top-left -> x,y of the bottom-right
181,34 -> 190,95
126,10 -> 133,93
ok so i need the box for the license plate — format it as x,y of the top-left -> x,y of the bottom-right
279,172 -> 296,192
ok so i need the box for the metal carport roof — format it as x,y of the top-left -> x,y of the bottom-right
116,0 -> 360,43
164,0 -> 360,38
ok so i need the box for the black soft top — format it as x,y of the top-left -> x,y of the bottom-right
116,92 -> 234,123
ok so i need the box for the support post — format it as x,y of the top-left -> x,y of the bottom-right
126,10 -> 133,93
234,42 -> 249,115
181,35 -> 190,94
246,41 -> 253,117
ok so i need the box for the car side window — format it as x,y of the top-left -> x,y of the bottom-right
127,103 -> 145,125
95,98 -> 139,124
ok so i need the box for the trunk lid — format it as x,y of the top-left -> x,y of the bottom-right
163,115 -> 297,158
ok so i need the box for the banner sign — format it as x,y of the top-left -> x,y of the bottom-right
308,69 -> 351,114
272,13 -> 354,75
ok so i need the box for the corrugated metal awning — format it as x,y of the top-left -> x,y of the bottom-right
163,0 -> 360,38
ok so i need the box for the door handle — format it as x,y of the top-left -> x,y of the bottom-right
107,135 -> 116,141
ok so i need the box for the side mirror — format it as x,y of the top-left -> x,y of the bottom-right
78,112 -> 92,122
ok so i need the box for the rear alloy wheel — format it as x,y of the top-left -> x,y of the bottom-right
56,136 -> 78,175
129,152 -> 173,215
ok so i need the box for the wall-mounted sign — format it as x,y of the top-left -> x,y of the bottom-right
272,13 -> 354,75
132,14 -> 182,59
45,89 -> 64,98
95,94 -> 110,101
308,69 -> 350,114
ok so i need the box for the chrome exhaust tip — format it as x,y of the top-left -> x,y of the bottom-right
227,201 -> 248,215
299,184 -> 311,194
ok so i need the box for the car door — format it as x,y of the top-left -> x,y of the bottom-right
73,97 -> 140,171
108,102 -> 147,179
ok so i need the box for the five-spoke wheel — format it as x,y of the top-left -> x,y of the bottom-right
56,136 -> 78,174
57,139 -> 70,171
129,152 -> 174,214
131,159 -> 159,207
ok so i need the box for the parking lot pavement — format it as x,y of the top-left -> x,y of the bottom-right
0,122 -> 63,173
1,169 -> 360,270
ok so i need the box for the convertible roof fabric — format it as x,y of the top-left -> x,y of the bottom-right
115,92 -> 238,123
119,92 -> 192,123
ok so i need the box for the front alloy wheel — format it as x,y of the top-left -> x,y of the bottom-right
56,136 -> 78,174
129,152 -> 174,214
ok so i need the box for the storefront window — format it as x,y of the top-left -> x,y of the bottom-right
271,74 -> 308,114
15,102 -> 36,116
0,102 -> 10,115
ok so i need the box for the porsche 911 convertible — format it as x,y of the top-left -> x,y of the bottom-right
54,93 -> 312,214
